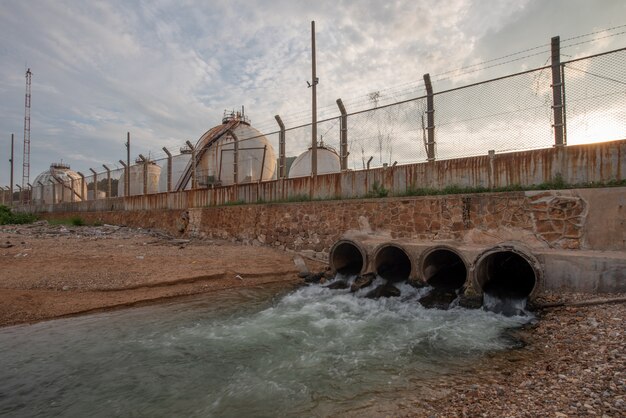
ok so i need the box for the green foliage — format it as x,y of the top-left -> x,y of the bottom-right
70,216 -> 85,226
366,181 -> 389,198
0,205 -> 37,225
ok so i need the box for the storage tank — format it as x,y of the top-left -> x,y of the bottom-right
288,144 -> 341,178
118,159 -> 161,196
196,112 -> 276,186
32,163 -> 87,204
159,153 -> 191,192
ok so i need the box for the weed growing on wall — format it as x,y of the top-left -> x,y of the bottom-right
0,205 -> 37,225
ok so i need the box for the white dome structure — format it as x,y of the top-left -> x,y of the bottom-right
174,111 -> 276,190
288,144 -> 341,178
33,163 -> 87,204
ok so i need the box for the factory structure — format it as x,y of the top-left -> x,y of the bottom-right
32,163 -> 87,204
29,110 -> 342,204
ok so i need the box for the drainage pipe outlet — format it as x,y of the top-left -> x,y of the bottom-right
374,244 -> 412,282
420,247 -> 468,291
474,246 -> 542,300
329,240 -> 367,276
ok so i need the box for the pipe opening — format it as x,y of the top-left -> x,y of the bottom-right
476,250 -> 537,299
422,249 -> 467,291
330,241 -> 365,275
374,245 -> 412,282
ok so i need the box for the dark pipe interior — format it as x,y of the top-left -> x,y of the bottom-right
331,242 -> 364,275
422,249 -> 467,291
477,251 -> 536,299
375,246 -> 412,282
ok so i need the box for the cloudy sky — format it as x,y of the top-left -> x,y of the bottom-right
0,0 -> 625,186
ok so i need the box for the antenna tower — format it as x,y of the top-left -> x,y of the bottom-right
22,68 -> 32,199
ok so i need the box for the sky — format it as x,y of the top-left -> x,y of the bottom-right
0,0 -> 625,186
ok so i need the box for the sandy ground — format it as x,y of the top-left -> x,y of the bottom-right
1,222 -> 624,417
0,222 -> 323,327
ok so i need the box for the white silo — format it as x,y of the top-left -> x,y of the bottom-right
33,163 -> 88,204
118,159 -> 162,196
288,144 -> 341,178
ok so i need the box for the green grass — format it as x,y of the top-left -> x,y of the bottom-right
0,205 -> 37,225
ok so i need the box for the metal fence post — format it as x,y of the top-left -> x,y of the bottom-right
336,99 -> 348,170
275,115 -> 286,179
77,172 -> 85,201
162,147 -> 172,192
423,73 -> 436,161
49,179 -> 56,204
102,165 -> 111,198
89,168 -> 98,200
37,180 -> 43,204
27,183 -> 32,205
118,160 -> 128,196
138,154 -> 148,195
551,36 -> 566,146
185,141 -> 197,189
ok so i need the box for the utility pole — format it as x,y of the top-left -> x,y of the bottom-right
9,134 -> 14,207
22,69 -> 32,203
125,132 -> 130,196
310,21 -> 318,177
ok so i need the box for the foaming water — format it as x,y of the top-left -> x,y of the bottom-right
483,292 -> 530,316
0,282 -> 530,417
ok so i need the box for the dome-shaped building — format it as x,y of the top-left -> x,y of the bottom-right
174,110 -> 276,190
288,143 -> 341,178
33,163 -> 87,204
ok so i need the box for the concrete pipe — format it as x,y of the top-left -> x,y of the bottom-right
474,245 -> 542,300
373,244 -> 412,282
329,240 -> 368,275
420,246 -> 468,291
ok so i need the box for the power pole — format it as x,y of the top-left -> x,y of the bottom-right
9,133 -> 14,207
22,68 -> 32,203
310,21 -> 318,177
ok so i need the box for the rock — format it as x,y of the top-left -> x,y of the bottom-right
304,272 -> 324,283
0,242 -> 13,248
350,272 -> 375,292
365,283 -> 401,298
419,289 -> 458,309
326,280 -> 349,290
407,278 -> 428,289
458,295 -> 483,309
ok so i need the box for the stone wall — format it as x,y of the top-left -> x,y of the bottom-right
47,187 -> 625,260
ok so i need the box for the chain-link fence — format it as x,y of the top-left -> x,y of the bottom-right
563,48 -> 626,145
10,47 -> 626,206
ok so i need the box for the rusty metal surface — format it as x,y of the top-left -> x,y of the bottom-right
25,140 -> 625,214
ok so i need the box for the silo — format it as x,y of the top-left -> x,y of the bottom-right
33,163 -> 87,204
288,144 -> 341,178
118,159 -> 162,196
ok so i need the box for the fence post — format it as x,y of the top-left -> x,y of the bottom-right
49,179 -> 56,204
118,160 -> 128,196
138,154 -> 148,195
275,115 -> 286,179
9,133 -> 14,207
162,147 -> 172,192
336,98 -> 348,170
77,172 -> 85,201
423,73 -> 436,161
185,141 -> 197,189
27,183 -> 32,205
102,165 -> 111,198
37,180 -> 43,204
89,168 -> 98,200
551,36 -> 566,147
70,177 -> 75,203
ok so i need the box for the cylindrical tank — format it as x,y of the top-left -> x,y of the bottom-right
32,163 -> 88,204
159,153 -> 191,192
196,120 -> 276,186
118,160 -> 161,196
288,145 -> 340,178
